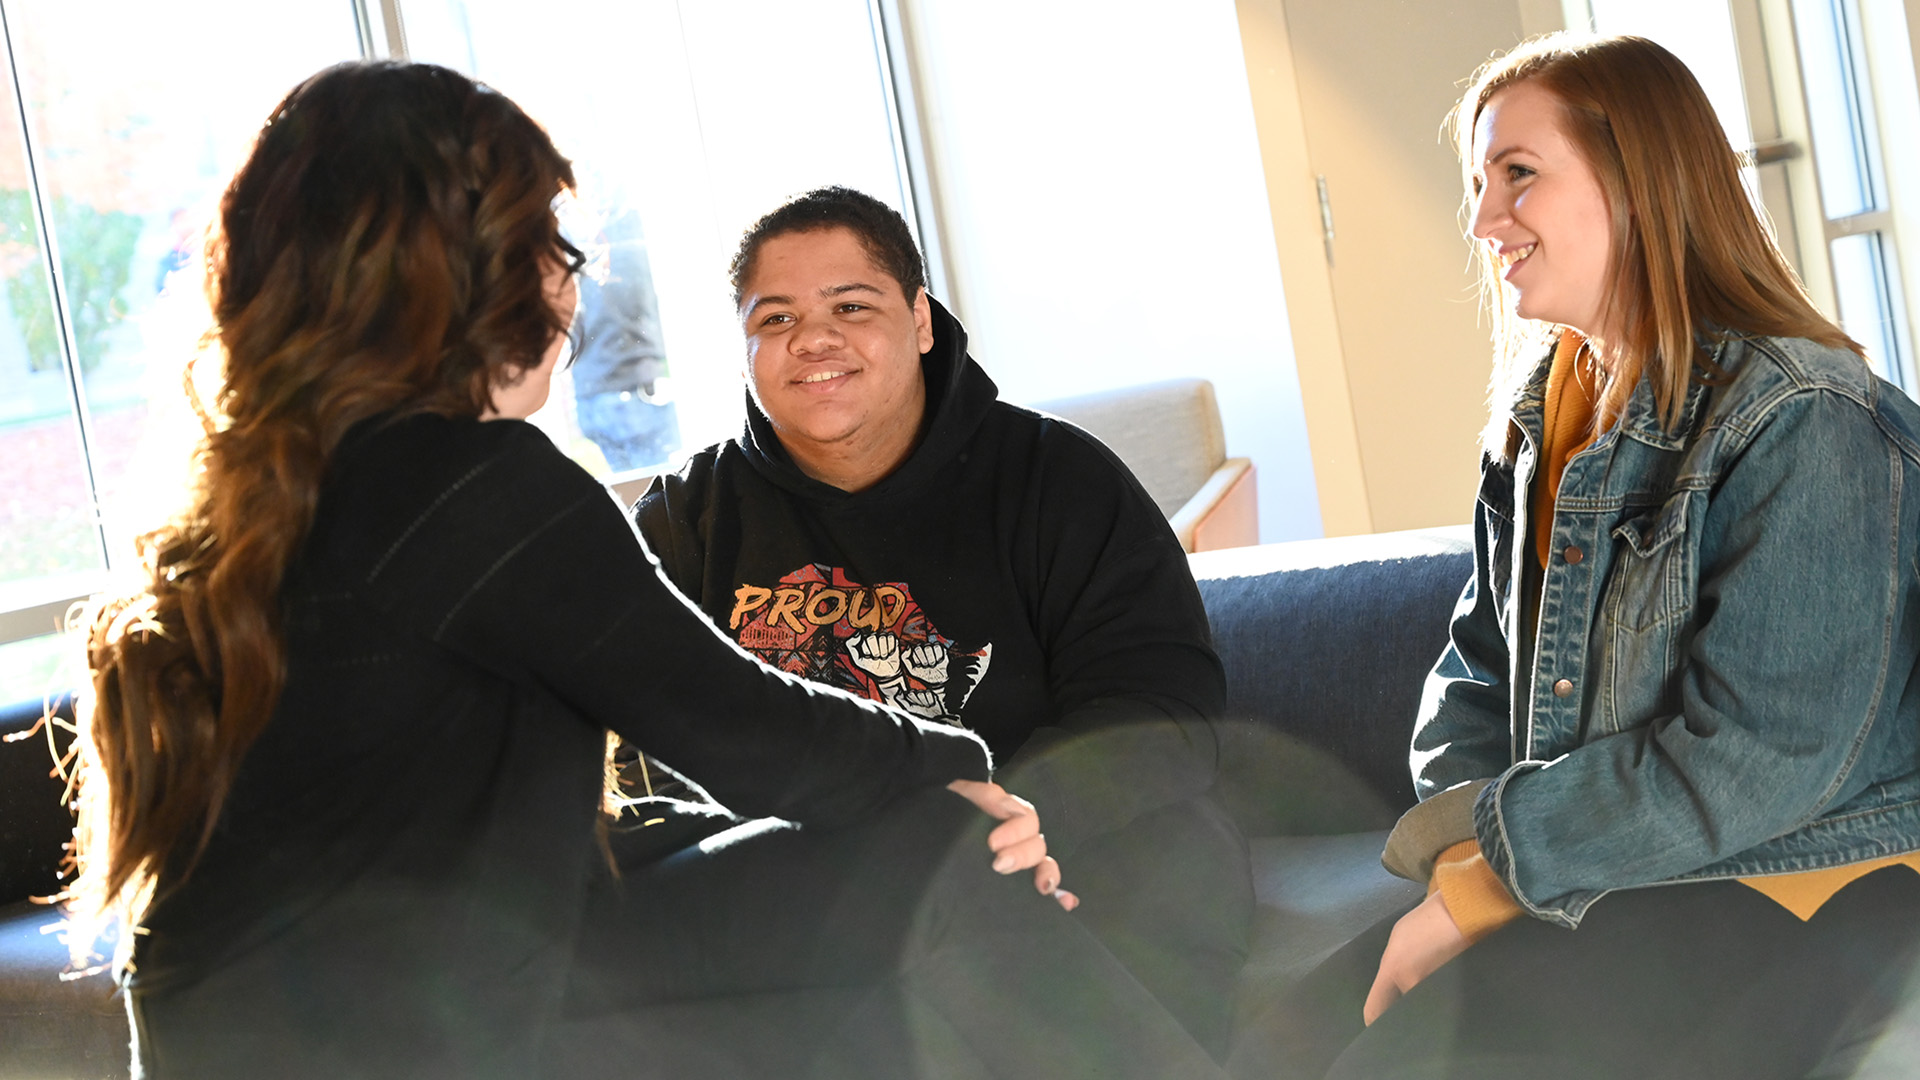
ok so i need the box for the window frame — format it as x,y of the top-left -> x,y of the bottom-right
1731,0 -> 1920,389
0,0 -> 113,646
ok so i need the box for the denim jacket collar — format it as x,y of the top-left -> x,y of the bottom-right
1509,335 -> 1722,456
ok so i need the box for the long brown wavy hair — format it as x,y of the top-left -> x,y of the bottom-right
66,61 -> 580,943
1451,34 -> 1862,453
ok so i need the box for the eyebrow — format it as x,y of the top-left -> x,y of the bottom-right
1482,146 -> 1530,167
743,281 -> 888,319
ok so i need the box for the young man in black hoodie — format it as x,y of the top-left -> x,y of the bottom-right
633,186 -> 1253,1058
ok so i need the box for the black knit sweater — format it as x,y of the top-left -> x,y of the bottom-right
128,413 -> 987,1078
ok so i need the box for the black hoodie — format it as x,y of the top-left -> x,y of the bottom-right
635,300 -> 1226,855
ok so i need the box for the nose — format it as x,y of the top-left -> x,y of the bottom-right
791,314 -> 843,356
1469,185 -> 1508,244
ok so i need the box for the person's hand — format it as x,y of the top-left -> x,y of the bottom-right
1364,888 -> 1469,1025
946,779 -> 1080,911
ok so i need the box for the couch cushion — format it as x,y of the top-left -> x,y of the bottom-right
0,900 -> 126,1078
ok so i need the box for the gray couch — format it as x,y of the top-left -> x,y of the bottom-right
0,526 -> 1473,1076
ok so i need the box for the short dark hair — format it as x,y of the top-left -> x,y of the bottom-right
729,186 -> 927,308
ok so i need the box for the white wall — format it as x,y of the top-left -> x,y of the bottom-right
903,0 -> 1323,543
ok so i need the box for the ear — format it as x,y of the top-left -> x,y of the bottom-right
913,287 -> 934,354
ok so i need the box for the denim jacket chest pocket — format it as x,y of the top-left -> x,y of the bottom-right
1592,491 -> 1699,735
1477,457 -> 1519,617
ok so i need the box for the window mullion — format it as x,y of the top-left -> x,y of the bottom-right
1754,0 -> 1841,314
1829,208 -> 1895,237
352,0 -> 408,60
870,0 -> 958,315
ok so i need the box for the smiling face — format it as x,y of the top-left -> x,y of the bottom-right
1470,79 -> 1615,338
738,226 -> 934,491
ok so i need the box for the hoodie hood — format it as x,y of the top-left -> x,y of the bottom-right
738,296 -> 1000,503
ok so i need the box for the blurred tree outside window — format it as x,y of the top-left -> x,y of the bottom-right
0,0 -> 360,704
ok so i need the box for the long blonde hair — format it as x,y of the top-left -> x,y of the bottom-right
1451,34 -> 1861,453
67,62 -> 580,947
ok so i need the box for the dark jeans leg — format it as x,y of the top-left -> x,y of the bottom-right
1227,896 -> 1399,1080
1068,793 -> 1254,1060
1237,868 -> 1920,1080
560,786 -> 1224,1079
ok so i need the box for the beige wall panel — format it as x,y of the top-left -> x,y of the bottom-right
1234,0 -> 1373,536
1279,0 -> 1529,530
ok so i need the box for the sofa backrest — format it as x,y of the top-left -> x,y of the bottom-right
1192,526 -> 1473,836
0,696 -> 74,906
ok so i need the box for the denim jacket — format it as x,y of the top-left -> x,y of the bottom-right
1400,333 -> 1920,929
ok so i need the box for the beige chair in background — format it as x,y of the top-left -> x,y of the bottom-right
1030,378 -> 1258,553
608,467 -> 667,509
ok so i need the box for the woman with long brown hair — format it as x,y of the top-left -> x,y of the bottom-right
1234,33 -> 1920,1078
70,61 -> 1224,1079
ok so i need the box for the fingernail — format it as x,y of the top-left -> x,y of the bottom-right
993,855 -> 1013,873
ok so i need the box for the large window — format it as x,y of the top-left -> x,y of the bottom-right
0,0 -> 928,704
1592,0 -> 1920,391
0,0 -> 361,701
1780,0 -> 1917,389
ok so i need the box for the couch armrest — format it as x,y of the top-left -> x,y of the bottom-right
1171,458 -> 1257,553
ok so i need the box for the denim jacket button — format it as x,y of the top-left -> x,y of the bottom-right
1553,678 -> 1574,697
1563,545 -> 1584,565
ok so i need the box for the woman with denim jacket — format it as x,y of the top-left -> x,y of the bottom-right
1241,33 -> 1920,1080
